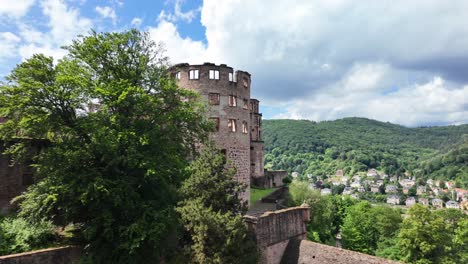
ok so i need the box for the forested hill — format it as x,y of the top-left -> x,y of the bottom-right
263,118 -> 468,186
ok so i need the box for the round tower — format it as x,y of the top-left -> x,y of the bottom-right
171,62 -> 252,205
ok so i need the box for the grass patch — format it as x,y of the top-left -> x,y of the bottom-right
250,187 -> 277,204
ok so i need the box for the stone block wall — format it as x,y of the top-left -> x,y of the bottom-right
245,205 -> 310,264
171,63 -> 253,204
0,148 -> 32,214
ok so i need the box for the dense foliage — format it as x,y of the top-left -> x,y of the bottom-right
0,217 -> 56,255
0,30 -> 210,262
176,144 -> 258,264
288,180 -> 467,263
287,181 -> 357,244
263,118 -> 468,186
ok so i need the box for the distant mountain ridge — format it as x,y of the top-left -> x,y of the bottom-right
262,117 -> 468,187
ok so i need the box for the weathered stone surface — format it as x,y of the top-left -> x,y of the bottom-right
0,247 -> 81,264
245,205 -> 310,264
281,240 -> 401,264
0,147 -> 31,214
172,63 -> 263,205
254,170 -> 288,188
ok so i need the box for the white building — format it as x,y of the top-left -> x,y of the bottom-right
446,200 -> 459,209
406,197 -> 416,207
387,195 -> 400,205
321,188 -> 332,196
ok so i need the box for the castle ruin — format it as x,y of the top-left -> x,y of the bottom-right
170,62 -> 266,205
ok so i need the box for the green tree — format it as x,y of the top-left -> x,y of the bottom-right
1,30 -> 209,263
176,144 -> 257,264
396,204 -> 450,264
452,218 -> 468,263
341,201 -> 378,254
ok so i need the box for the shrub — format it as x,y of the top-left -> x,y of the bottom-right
0,217 -> 56,255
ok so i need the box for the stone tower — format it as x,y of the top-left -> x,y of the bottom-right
171,62 -> 264,206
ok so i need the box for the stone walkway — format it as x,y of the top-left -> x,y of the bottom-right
247,200 -> 277,216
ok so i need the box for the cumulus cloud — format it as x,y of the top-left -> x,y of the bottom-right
277,76 -> 468,127
131,17 -> 142,27
0,0 -> 35,18
95,6 -> 117,24
0,32 -> 21,61
16,0 -> 92,61
150,0 -> 468,126
158,0 -> 201,23
148,20 -> 208,65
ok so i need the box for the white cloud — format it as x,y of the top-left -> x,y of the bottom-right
276,75 -> 468,127
95,5 -> 117,24
0,0 -> 35,18
131,17 -> 142,27
158,0 -> 201,23
148,20 -> 208,65
0,32 -> 21,61
16,0 -> 92,61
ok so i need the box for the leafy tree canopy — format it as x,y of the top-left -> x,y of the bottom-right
0,29 -> 209,263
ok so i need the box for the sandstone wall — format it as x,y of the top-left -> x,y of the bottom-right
0,148 -> 32,214
172,63 -> 252,204
245,205 -> 310,264
281,240 -> 400,264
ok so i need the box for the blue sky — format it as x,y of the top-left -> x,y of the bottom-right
1,0 -> 467,127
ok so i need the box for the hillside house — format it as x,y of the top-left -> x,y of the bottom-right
446,181 -> 455,189
455,188 -> 468,201
417,186 -> 426,195
418,198 -> 429,206
343,187 -> 353,195
387,195 -> 400,205
321,188 -> 332,196
308,183 -> 316,190
400,179 -> 415,188
358,186 -> 366,193
406,197 -> 416,207
402,186 -> 409,194
446,200 -> 459,209
330,178 -> 341,186
427,179 -> 434,186
350,182 -> 361,188
386,185 -> 397,194
291,172 -> 299,178
335,169 -> 344,177
352,175 -> 361,182
432,198 -> 443,209
341,176 -> 349,185
367,168 -> 378,177
390,176 -> 398,182
376,180 -> 384,186
371,185 -> 380,193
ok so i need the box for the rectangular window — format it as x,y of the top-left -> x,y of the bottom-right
175,72 -> 181,79
228,119 -> 236,132
242,121 -> 248,134
209,117 -> 220,132
243,77 -> 249,88
189,70 -> 199,80
229,72 -> 234,82
209,70 -> 219,80
208,93 -> 220,105
243,99 -> 249,109
229,95 -> 237,107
